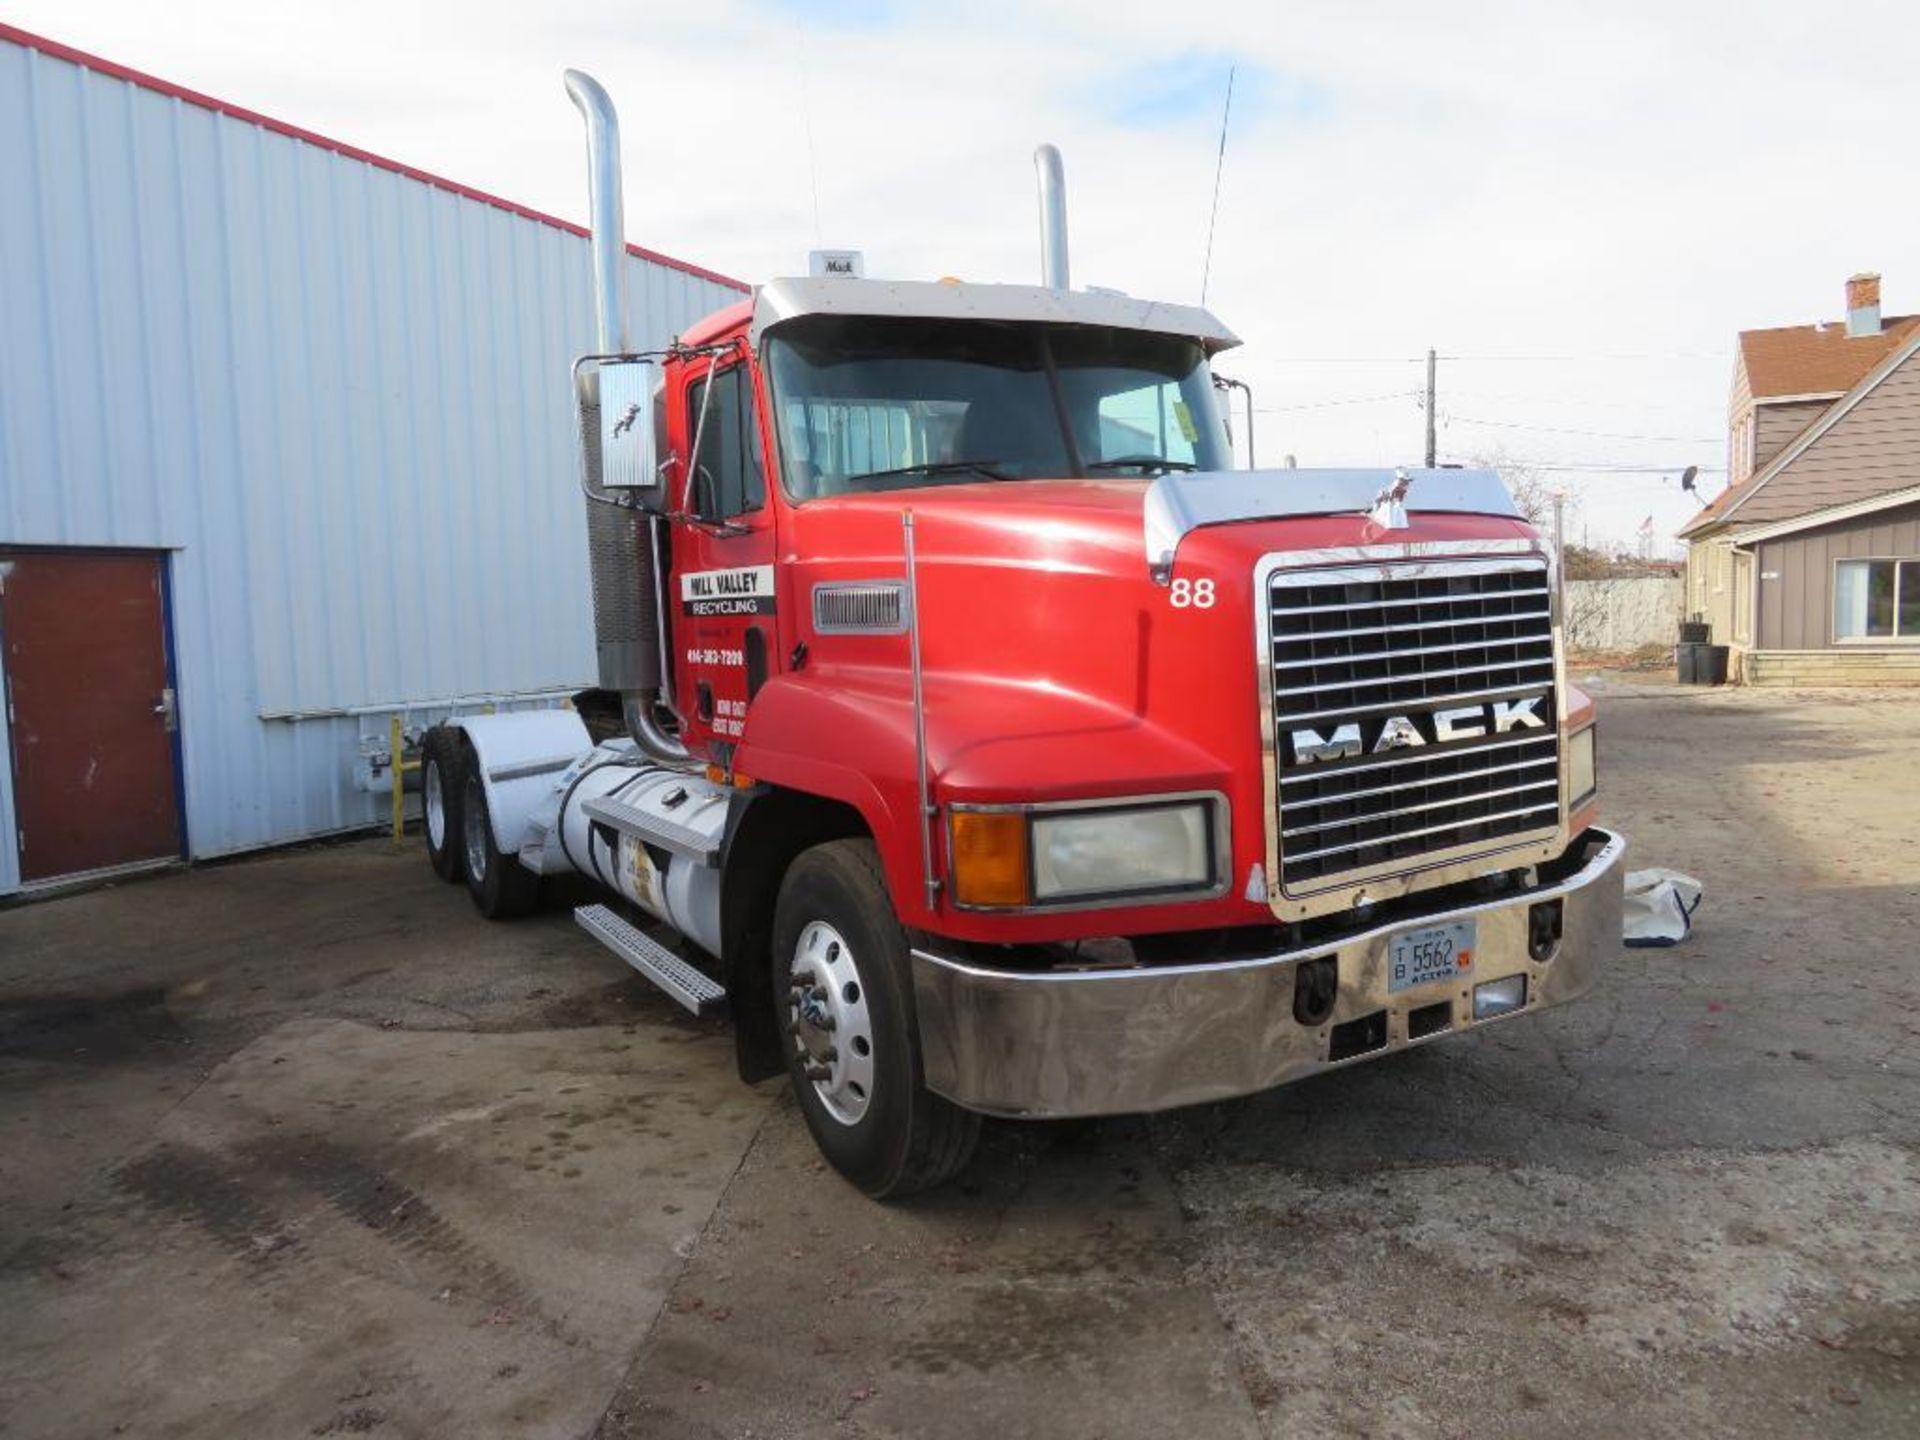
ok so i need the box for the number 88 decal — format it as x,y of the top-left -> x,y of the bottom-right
1169,578 -> 1216,609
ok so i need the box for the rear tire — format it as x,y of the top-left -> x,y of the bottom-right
773,839 -> 981,1199
421,728 -> 464,883
460,760 -> 540,920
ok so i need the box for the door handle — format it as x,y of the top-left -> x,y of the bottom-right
152,687 -> 178,733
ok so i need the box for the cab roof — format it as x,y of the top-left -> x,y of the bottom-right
746,276 -> 1241,353
680,298 -> 753,348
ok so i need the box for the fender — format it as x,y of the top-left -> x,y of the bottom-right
735,668 -> 1242,938
733,672 -> 913,910
445,709 -> 592,855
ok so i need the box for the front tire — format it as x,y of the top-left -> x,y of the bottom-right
460,760 -> 540,919
772,839 -> 980,1199
420,728 -> 464,883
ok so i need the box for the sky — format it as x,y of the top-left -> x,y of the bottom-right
12,0 -> 1919,552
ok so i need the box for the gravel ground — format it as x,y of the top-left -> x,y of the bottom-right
2,674 -> 1915,1438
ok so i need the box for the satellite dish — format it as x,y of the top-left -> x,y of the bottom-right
1680,464 -> 1700,494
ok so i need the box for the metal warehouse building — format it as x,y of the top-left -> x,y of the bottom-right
0,25 -> 744,896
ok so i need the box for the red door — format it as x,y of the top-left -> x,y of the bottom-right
1,550 -> 183,882
673,353 -> 781,759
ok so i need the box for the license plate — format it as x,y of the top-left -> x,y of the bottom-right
1388,921 -> 1476,993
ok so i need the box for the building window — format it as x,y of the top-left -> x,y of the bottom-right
1835,559 -> 1920,640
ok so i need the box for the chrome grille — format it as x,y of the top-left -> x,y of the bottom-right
1267,557 -> 1560,893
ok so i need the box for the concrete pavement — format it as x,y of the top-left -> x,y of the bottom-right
3,677 -> 1916,1438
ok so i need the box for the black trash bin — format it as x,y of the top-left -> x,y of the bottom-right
1677,642 -> 1701,683
1698,644 -> 1730,685
1678,620 -> 1711,644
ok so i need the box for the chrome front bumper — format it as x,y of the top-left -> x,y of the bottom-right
911,827 -> 1627,1118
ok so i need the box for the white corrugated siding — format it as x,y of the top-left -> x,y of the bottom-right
0,34 -> 743,891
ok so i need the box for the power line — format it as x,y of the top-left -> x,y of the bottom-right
1260,350 -> 1721,364
1458,461 -> 1728,475
1443,386 -> 1715,415
1439,351 -> 1722,363
1252,389 -> 1420,413
1443,413 -> 1722,444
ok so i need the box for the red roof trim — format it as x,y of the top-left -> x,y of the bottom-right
0,22 -> 749,294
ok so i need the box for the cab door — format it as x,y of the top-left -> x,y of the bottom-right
673,351 -> 780,761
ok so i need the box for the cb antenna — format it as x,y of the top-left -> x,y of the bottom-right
1200,65 -> 1236,305
794,17 -> 824,245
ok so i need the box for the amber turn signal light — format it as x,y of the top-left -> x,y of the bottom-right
949,810 -> 1030,908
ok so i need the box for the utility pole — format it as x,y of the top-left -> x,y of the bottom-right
1552,489 -> 1568,618
1423,348 -> 1437,469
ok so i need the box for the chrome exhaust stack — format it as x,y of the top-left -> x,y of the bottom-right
565,70 -> 631,355
565,69 -> 687,764
1033,143 -> 1070,291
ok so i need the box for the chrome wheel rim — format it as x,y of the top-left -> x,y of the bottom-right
786,920 -> 875,1126
424,759 -> 446,850
462,774 -> 490,881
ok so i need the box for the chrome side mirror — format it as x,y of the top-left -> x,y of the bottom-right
576,356 -> 666,513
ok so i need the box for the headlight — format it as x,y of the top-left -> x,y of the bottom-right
1568,725 -> 1597,808
949,798 -> 1222,909
1033,803 -> 1213,901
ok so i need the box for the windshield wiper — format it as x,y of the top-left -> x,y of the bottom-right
844,458 -> 1015,486
1084,455 -> 1198,475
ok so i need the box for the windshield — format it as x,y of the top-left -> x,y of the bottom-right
764,317 -> 1230,500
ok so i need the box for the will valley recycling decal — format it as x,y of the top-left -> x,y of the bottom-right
680,564 -> 776,617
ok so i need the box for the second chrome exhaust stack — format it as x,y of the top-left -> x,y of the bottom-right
1034,143 -> 1070,291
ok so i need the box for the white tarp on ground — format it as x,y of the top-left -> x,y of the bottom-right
1623,869 -> 1704,946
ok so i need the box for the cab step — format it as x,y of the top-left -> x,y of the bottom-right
580,795 -> 723,865
573,904 -> 727,1016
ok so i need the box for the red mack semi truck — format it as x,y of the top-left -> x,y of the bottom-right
418,71 -> 1626,1197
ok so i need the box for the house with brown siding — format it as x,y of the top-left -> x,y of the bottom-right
1680,274 -> 1920,684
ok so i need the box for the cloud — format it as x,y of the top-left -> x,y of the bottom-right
8,0 -> 1919,547
754,0 -> 900,29
1094,53 -> 1327,134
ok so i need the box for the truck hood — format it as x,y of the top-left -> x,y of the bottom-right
784,472 -> 1533,594
787,478 -> 1154,582
748,473 -> 1557,940
778,475 -> 1543,797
